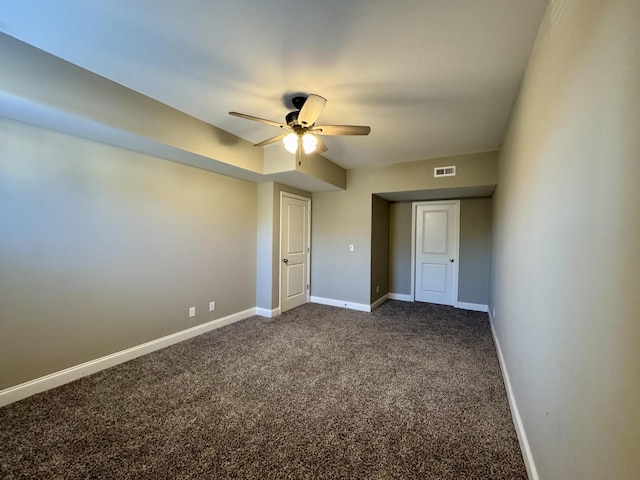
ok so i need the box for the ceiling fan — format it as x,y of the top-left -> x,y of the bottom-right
229,94 -> 370,155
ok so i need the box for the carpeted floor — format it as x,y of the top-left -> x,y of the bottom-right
0,301 -> 526,479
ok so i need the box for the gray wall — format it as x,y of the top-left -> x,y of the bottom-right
370,195 -> 390,302
459,198 -> 492,305
491,0 -> 640,478
0,118 -> 258,390
256,182 -> 275,310
388,198 -> 492,305
312,151 -> 498,306
388,202 -> 412,295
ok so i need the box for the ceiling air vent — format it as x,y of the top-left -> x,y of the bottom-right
434,166 -> 456,177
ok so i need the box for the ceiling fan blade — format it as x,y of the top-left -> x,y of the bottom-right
254,133 -> 288,147
297,94 -> 327,126
229,112 -> 288,129
315,137 -> 328,154
312,125 -> 371,136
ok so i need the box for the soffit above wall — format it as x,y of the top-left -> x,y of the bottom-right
377,185 -> 496,202
0,33 -> 346,193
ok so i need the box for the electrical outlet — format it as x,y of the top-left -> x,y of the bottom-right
376,286 -> 380,293
189,306 -> 196,318
209,301 -> 216,312
492,308 -> 496,318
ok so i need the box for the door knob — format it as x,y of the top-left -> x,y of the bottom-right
450,259 -> 455,263
283,258 -> 288,264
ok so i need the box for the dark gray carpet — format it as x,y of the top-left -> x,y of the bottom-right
0,301 -> 526,479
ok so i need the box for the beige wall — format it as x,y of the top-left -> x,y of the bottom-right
0,118 -> 258,390
312,151 -> 497,306
388,198 -> 492,305
491,0 -> 640,478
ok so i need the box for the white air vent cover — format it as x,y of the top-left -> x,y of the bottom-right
434,166 -> 456,177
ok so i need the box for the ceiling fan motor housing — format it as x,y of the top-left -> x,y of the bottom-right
286,95 -> 311,127
285,110 -> 300,126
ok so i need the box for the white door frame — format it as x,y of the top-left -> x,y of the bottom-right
279,192 -> 311,312
411,200 -> 460,307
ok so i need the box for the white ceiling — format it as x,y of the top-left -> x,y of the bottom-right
0,0 -> 547,170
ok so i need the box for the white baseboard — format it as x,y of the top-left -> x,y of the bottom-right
310,295 -> 486,313
388,293 -> 413,302
0,307 -> 257,407
310,296 -> 371,312
256,306 -> 280,318
488,310 -> 539,480
370,293 -> 389,311
310,294 -> 389,313
457,302 -> 489,312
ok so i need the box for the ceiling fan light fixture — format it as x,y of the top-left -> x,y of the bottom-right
283,133 -> 298,153
302,133 -> 317,154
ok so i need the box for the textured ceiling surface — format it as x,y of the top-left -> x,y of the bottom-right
0,0 -> 547,169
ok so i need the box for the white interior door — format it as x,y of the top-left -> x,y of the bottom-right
280,193 -> 310,313
414,201 -> 459,306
